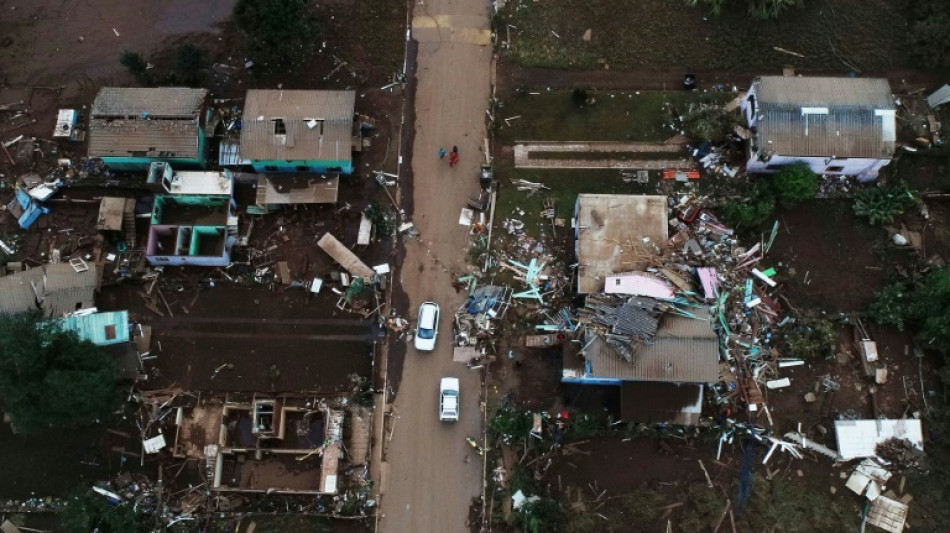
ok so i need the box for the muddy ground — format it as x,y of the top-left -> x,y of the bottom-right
0,0 -> 409,508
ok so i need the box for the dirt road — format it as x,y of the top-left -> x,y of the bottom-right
377,2 -> 493,532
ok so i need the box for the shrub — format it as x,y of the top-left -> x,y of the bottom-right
869,283 -> 909,330
119,51 -> 149,84
720,195 -> 775,229
768,162 -> 817,208
853,184 -> 917,225
173,44 -> 208,86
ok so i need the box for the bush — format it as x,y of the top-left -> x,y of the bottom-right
853,184 -> 917,225
720,195 -> 775,229
515,498 -> 563,533
682,105 -> 737,144
685,0 -> 803,19
776,314 -> 835,360
119,51 -> 149,84
61,489 -> 148,533
869,283 -> 909,330
173,44 -> 208,86
769,162 -> 817,208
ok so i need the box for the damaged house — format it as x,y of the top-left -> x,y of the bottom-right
88,88 -> 209,172
0,262 -> 97,316
172,395 -> 345,495
741,76 -> 896,181
568,194 -> 718,425
564,298 -> 719,426
145,166 -> 237,267
240,90 -> 356,175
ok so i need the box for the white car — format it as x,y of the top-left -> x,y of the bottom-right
414,301 -> 440,351
439,377 -> 460,422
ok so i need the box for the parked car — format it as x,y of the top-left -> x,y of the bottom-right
414,301 -> 440,351
439,377 -> 460,422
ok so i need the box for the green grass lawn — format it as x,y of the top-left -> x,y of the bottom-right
498,0 -> 910,71
495,89 -> 733,143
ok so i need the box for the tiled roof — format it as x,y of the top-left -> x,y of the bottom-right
241,90 -> 355,163
92,87 -> 207,118
753,76 -> 895,158
88,119 -> 200,159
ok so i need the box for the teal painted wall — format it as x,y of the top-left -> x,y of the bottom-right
250,158 -> 353,175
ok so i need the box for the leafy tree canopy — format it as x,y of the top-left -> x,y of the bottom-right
234,0 -> 320,70
0,311 -> 119,433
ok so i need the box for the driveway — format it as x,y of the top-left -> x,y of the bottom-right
377,0 -> 493,531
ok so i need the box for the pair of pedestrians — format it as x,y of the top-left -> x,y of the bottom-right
439,146 -> 459,167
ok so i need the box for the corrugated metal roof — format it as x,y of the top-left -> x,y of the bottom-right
0,263 -> 97,316
60,311 -> 130,345
753,76 -> 895,158
92,87 -> 207,118
88,119 -> 200,158
576,194 -> 668,293
581,310 -> 719,383
240,90 -> 355,163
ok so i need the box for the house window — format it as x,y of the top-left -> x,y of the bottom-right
75,302 -> 83,310
765,164 -> 786,170
264,165 -> 278,172
296,165 -> 310,172
826,165 -> 845,173
747,94 -> 756,118
104,325 -> 117,340
272,119 -> 287,135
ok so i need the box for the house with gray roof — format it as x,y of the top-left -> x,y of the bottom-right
741,76 -> 896,181
0,263 -> 97,317
240,90 -> 356,174
88,87 -> 209,172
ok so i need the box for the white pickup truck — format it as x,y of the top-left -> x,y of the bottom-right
439,377 -> 460,422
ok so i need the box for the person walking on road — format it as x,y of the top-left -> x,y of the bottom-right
449,145 -> 459,167
438,147 -> 446,159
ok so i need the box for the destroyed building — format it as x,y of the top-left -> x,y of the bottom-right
0,262 -> 97,316
87,87 -> 210,171
564,300 -> 719,426
741,76 -> 895,181
145,167 -> 237,267
172,395 -> 346,495
240,90 -> 357,175
574,194 -> 668,294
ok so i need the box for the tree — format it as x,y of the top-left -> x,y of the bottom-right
60,488 -> 149,533
910,0 -> 950,69
233,0 -> 320,70
0,311 -> 119,433
720,195 -> 775,229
